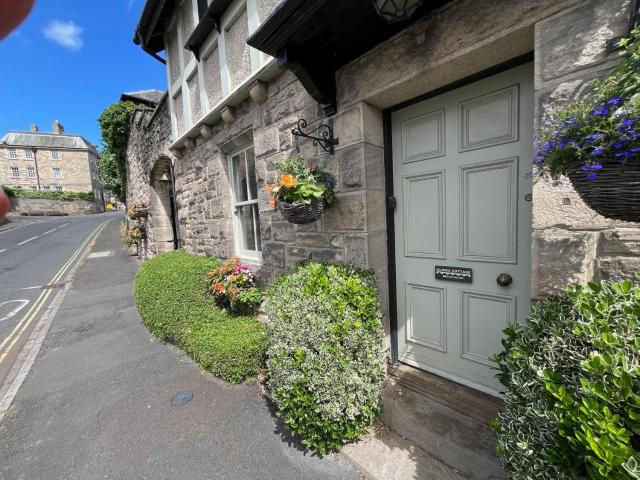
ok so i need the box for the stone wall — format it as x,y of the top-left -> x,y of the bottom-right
9,197 -> 104,216
125,96 -> 175,259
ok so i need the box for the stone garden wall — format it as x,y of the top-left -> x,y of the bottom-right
125,96 -> 174,259
9,197 -> 103,216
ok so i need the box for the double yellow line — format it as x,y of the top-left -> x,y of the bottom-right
0,222 -> 107,366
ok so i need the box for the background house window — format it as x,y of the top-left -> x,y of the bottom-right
42,185 -> 50,190
10,167 -> 19,178
30,186 -> 37,190
9,148 -> 16,159
27,166 -> 36,178
229,145 -> 261,261
52,167 -> 61,179
50,150 -> 59,160
25,149 -> 33,159
55,186 -> 63,192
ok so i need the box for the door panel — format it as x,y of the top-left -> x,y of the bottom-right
392,63 -> 533,395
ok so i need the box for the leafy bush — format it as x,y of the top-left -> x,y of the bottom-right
265,262 -> 386,454
492,278 -> 640,479
134,250 -> 267,383
206,258 -> 263,314
2,185 -> 94,201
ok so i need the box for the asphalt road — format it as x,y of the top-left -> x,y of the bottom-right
0,213 -> 117,394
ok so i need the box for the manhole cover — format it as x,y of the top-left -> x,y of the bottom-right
171,390 -> 193,406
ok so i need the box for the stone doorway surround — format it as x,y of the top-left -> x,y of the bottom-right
148,156 -> 175,256
327,0 -> 637,477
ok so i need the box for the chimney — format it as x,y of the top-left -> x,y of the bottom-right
52,120 -> 64,135
30,124 -> 38,132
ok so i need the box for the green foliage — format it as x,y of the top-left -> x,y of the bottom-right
97,101 -> 136,201
206,258 -> 263,315
265,156 -> 336,206
492,277 -> 640,479
265,261 -> 386,454
134,250 -> 267,383
2,185 -> 94,201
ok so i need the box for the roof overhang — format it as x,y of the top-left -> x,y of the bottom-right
133,0 -> 175,55
247,0 -> 448,116
184,0 -> 234,60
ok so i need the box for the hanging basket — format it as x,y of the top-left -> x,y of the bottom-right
566,160 -> 640,222
133,209 -> 148,219
278,199 -> 324,225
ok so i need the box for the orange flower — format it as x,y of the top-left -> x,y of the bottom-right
269,197 -> 277,209
214,283 -> 225,292
264,183 -> 275,193
280,174 -> 297,187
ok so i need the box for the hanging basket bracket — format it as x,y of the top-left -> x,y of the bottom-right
291,119 -> 339,154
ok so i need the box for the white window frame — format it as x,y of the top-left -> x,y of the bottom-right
24,149 -> 33,159
228,144 -> 261,264
27,166 -> 36,178
10,167 -> 19,178
52,167 -> 61,179
55,186 -> 63,192
50,150 -> 59,160
9,148 -> 16,159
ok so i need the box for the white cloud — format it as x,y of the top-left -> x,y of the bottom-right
42,20 -> 84,51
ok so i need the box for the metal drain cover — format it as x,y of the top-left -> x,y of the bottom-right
171,390 -> 193,406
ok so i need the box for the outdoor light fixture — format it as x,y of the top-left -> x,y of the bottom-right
159,171 -> 170,183
371,0 -> 423,23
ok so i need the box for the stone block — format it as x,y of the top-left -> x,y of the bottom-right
597,256 -> 640,282
533,228 -> 599,297
366,189 -> 387,233
338,144 -> 365,190
334,105 -> 363,147
322,193 -> 366,231
271,221 -> 295,241
362,102 -> 384,147
601,228 -> 640,256
536,0 -> 629,84
365,143 -> 385,191
286,245 -> 343,266
345,235 -> 367,267
254,126 -> 279,157
261,242 -> 285,268
296,232 -> 331,248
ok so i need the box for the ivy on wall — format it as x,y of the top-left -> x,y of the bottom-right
97,100 -> 136,202
2,186 -> 94,201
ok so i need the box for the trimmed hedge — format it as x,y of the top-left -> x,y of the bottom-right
134,250 -> 267,384
2,185 -> 95,202
266,261 -> 386,454
492,278 -> 640,479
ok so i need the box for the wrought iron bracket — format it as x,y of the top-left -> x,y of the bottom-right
291,119 -> 339,154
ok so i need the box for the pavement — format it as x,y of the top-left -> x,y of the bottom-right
0,218 -> 360,480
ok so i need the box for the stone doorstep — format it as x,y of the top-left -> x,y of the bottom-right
379,363 -> 506,480
342,422 -> 466,480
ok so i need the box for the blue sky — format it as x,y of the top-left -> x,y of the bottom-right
0,0 -> 165,147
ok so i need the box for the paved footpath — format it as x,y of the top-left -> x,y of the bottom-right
0,219 -> 360,480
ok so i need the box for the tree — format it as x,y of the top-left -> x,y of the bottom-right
97,101 -> 135,201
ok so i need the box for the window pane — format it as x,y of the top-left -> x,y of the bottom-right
253,204 -> 262,251
232,153 -> 248,202
246,148 -> 257,200
237,204 -> 256,251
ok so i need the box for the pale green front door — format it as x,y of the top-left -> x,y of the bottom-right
392,63 -> 534,395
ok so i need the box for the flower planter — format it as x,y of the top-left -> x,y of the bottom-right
132,209 -> 148,219
566,160 -> 640,222
278,199 -> 323,225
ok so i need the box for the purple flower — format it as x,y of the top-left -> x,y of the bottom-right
592,148 -> 603,156
620,118 -> 635,128
591,162 -> 603,170
592,105 -> 609,116
582,163 -> 591,171
630,146 -> 640,153
613,141 -> 625,150
587,172 -> 598,180
608,97 -> 622,106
